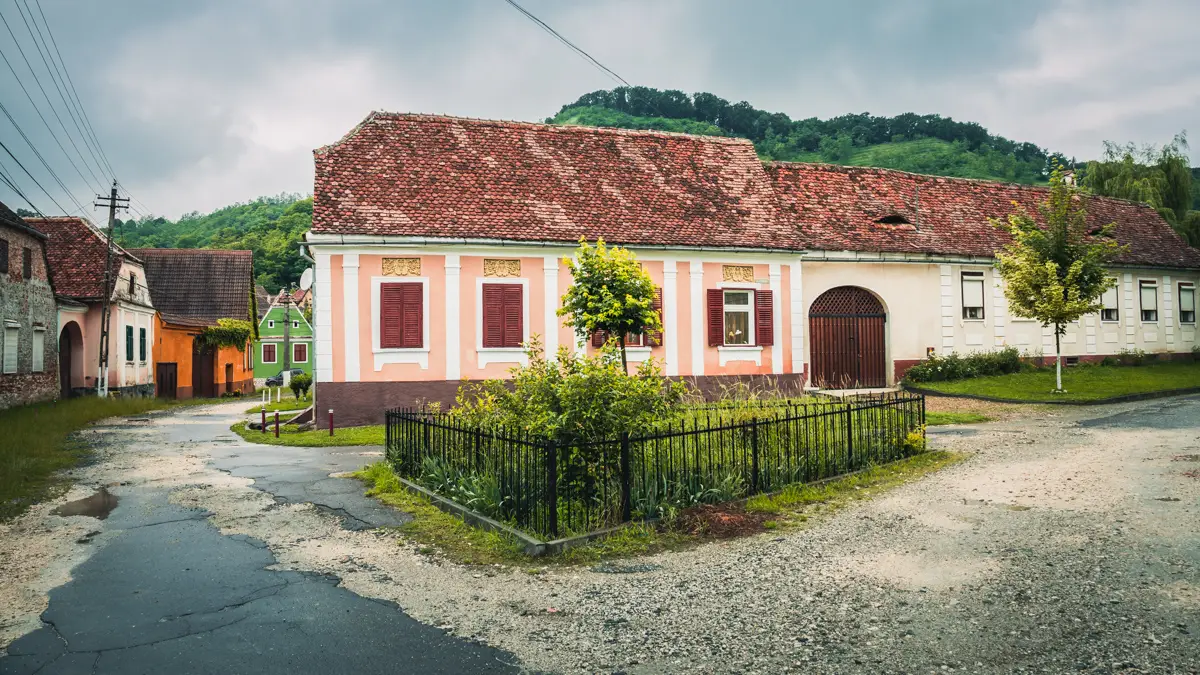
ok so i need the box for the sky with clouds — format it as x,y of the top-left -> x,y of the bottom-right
1,0 -> 1197,219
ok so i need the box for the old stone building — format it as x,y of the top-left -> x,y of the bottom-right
0,201 -> 58,409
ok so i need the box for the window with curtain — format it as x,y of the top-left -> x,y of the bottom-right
1100,282 -> 1119,322
1179,284 -> 1196,324
723,290 -> 753,345
1139,281 -> 1158,322
961,272 -> 985,320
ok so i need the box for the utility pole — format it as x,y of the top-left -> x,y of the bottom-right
94,181 -> 129,397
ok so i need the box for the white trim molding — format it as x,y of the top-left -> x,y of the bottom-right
769,263 -> 782,374
474,277 -> 530,367
718,345 -> 763,366
689,261 -> 705,376
314,252 -> 333,381
445,254 -> 461,380
662,259 -> 678,376
543,255 -> 559,359
789,260 -> 803,377
342,253 -> 361,381
370,275 -> 431,371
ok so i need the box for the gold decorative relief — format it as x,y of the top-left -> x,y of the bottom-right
483,259 -> 521,278
722,265 -> 755,283
382,258 -> 421,276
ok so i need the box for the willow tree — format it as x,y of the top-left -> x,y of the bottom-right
1083,132 -> 1197,244
559,239 -> 661,374
992,168 -> 1126,393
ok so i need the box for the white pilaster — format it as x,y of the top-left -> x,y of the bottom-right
939,265 -> 955,352
992,274 -> 1006,346
769,263 -> 783,375
543,255 -> 559,359
445,254 -> 461,379
314,253 -> 333,382
789,260 -> 804,376
1162,275 -> 1174,344
662,260 -> 679,376
689,261 -> 705,376
342,253 -> 361,382
1122,273 -> 1135,350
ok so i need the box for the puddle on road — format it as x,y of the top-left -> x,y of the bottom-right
52,488 -> 119,520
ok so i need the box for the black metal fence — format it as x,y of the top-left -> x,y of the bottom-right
385,393 -> 925,539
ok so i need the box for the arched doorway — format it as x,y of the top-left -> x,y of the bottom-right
58,321 -> 84,398
809,286 -> 887,388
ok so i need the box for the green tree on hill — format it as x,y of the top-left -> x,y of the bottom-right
1082,132 -> 1199,245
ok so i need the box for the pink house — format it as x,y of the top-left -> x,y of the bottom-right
305,113 -> 1200,426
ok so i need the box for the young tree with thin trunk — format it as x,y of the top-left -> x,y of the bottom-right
992,168 -> 1127,392
559,239 -> 661,374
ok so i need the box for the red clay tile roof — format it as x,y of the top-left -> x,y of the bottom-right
312,113 -> 793,249
767,163 -> 1200,269
25,216 -> 138,300
130,249 -> 254,327
1,200 -> 46,240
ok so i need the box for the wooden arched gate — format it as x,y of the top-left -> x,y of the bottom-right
809,286 -> 887,388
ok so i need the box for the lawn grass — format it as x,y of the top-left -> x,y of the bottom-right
914,361 -> 1200,402
925,411 -> 992,426
230,422 -> 383,447
1,396 -> 191,519
245,397 -> 312,414
352,450 -> 965,566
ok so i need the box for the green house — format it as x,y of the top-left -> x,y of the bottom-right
253,298 -> 313,383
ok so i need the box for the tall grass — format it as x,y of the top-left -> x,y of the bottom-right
0,396 -> 175,519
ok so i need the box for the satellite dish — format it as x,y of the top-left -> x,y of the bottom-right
299,268 -> 313,291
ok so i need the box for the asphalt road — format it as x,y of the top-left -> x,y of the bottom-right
0,408 -> 521,675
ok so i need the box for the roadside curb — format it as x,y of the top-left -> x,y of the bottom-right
903,384 -> 1200,406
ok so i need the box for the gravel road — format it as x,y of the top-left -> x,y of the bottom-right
3,396 -> 1198,674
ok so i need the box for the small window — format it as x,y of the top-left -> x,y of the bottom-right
1065,356 -> 1079,367
0,239 -> 8,274
23,247 -> 32,279
2,325 -> 16,373
1139,281 -> 1158,322
262,343 -> 277,364
723,290 -> 753,345
129,273 -> 137,295
125,325 -> 134,362
292,320 -> 299,329
481,283 -> 523,348
32,328 -> 45,372
1180,283 -> 1196,324
961,272 -> 985,320
268,320 -> 275,329
1100,282 -> 1119,322
139,327 -> 147,362
875,214 -> 910,225
293,343 -> 307,363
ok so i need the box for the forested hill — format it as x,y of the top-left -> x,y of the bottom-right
116,195 -> 311,293
550,87 -> 1063,185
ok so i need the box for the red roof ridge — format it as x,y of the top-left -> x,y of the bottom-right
129,247 -> 251,257
24,215 -> 143,264
315,111 -> 751,157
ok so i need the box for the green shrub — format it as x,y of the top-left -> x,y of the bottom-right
289,373 -> 313,399
1117,348 -> 1149,366
902,346 -> 1023,384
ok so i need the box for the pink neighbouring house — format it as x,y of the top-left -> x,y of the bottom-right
304,113 -> 1200,427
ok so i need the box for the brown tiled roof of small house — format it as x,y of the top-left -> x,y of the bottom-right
767,163 -> 1200,269
130,249 -> 254,327
25,216 -> 139,300
312,113 -> 793,249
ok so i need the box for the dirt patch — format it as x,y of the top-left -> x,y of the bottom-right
923,395 -> 1046,421
675,503 -> 771,538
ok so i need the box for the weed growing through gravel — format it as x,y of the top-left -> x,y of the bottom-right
925,411 -> 991,426
230,422 -> 383,447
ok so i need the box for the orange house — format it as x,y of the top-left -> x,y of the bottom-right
133,249 -> 257,398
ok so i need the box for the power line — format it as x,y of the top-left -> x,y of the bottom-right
0,136 -> 71,214
500,0 -> 630,87
0,154 -> 45,216
0,98 -> 91,214
0,4 -> 105,188
10,0 -> 109,183
26,0 -> 116,179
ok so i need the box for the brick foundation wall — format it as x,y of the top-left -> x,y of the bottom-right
0,371 -> 58,410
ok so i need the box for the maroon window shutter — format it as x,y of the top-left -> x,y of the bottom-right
756,289 -> 774,347
482,284 -> 504,348
401,283 -> 423,348
263,344 -> 275,363
294,343 -> 307,362
648,286 -> 664,346
502,284 -> 523,347
380,284 -> 405,348
706,288 -> 724,347
590,329 -> 608,347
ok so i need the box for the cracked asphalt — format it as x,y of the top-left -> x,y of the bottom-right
0,406 -> 519,675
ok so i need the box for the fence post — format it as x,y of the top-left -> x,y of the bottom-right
474,429 -> 482,471
844,407 -> 853,468
750,421 -> 760,494
546,440 -> 559,538
423,419 -> 431,454
619,432 -> 632,522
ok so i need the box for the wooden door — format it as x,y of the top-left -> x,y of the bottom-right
156,363 -> 178,398
192,343 -> 215,398
809,286 -> 887,388
58,328 -> 72,398
225,363 -> 234,394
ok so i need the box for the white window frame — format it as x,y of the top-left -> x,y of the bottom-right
292,342 -> 309,364
475,278 -> 530,367
961,271 -> 985,321
292,320 -> 299,329
261,342 -> 277,364
715,283 -> 763,364
1100,280 -> 1120,323
32,327 -> 45,373
1138,279 -> 1159,323
370,276 -> 430,371
2,323 -> 17,374
721,287 -> 755,346
1179,282 -> 1196,324
268,319 -> 275,329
